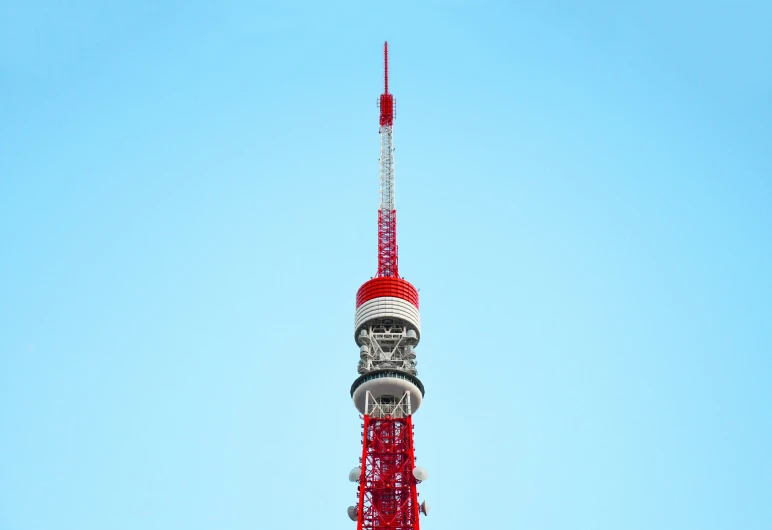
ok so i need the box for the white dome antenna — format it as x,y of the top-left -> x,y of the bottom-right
412,466 -> 428,481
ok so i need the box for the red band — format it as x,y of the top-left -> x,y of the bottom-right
356,277 -> 419,309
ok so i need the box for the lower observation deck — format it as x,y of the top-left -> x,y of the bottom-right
351,369 -> 424,415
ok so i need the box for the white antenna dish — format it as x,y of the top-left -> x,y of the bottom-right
412,466 -> 428,481
420,500 -> 430,515
348,466 -> 361,482
347,505 -> 358,521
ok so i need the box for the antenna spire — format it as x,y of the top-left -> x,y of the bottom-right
377,42 -> 397,277
379,42 -> 394,128
384,41 -> 389,95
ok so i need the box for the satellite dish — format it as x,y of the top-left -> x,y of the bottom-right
347,505 -> 358,521
348,466 -> 361,482
412,466 -> 428,481
420,500 -> 430,516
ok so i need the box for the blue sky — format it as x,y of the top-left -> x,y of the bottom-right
1,1 -> 770,529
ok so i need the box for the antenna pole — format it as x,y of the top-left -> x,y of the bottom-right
384,41 -> 389,94
377,41 -> 397,277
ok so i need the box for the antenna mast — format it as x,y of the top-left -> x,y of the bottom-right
377,41 -> 397,278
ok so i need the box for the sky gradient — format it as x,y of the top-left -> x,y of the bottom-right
1,1 -> 771,529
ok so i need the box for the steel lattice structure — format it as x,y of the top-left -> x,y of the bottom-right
348,43 -> 429,530
357,397 -> 420,530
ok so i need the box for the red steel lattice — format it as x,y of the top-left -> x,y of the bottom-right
377,209 -> 398,279
356,414 -> 420,530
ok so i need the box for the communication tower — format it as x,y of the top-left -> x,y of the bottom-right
347,42 -> 430,529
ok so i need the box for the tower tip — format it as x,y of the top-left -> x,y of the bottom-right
384,42 -> 389,95
379,41 -> 394,127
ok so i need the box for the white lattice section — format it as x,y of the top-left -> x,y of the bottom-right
365,391 -> 412,419
357,322 -> 419,375
352,374 -> 423,415
379,125 -> 394,212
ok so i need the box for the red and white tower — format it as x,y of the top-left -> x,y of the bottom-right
347,42 -> 429,529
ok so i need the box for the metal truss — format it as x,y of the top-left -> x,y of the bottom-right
356,391 -> 420,530
365,390 -> 412,419
358,324 -> 418,376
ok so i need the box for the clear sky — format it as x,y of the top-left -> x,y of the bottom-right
1,1 -> 770,529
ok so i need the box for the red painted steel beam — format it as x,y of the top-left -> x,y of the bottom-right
356,415 -> 421,530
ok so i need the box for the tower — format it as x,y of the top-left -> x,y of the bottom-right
347,42 -> 429,529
